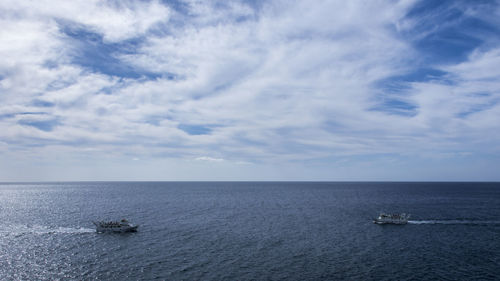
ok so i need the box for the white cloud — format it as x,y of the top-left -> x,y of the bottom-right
195,156 -> 224,162
0,0 -> 441,159
447,48 -> 500,81
120,0 -> 416,155
0,0 -> 170,42
1,0 -> 500,180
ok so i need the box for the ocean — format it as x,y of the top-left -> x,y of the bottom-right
0,182 -> 499,280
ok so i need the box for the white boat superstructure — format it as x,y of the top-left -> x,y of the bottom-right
373,213 -> 410,225
93,219 -> 138,233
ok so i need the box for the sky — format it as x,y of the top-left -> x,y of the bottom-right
1,0 -> 500,181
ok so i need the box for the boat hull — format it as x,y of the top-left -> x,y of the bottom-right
93,221 -> 139,233
95,225 -> 138,233
373,219 -> 408,225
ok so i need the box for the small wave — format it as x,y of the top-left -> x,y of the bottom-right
1,224 -> 95,236
408,220 -> 500,225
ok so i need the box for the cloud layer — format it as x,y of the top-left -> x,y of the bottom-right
1,0 -> 500,180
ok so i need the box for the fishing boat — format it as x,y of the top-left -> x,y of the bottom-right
373,213 -> 410,225
93,219 -> 138,233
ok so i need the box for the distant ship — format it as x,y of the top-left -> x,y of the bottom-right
373,213 -> 410,225
93,219 -> 138,233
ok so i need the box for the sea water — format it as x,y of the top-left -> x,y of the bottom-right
1,182 -> 499,280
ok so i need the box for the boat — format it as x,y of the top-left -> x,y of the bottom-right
373,213 -> 410,225
93,219 -> 138,233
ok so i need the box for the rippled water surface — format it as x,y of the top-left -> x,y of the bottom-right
1,182 -> 499,280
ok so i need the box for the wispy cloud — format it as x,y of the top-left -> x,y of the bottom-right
195,156 -> 224,162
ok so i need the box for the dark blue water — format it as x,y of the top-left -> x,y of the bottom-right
1,182 -> 499,280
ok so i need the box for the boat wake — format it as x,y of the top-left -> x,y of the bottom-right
1,224 -> 95,236
408,219 -> 500,225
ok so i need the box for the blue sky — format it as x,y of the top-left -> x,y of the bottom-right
1,0 -> 500,181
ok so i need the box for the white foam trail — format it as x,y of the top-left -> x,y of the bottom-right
0,224 -> 95,235
51,226 -> 95,234
408,220 -> 500,225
